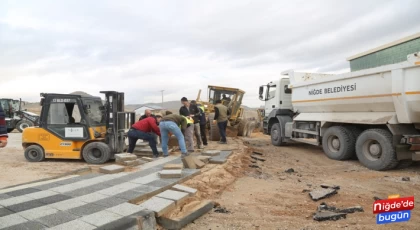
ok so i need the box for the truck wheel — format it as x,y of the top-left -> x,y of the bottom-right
322,126 -> 355,160
395,160 -> 413,169
345,126 -> 363,159
82,142 -> 111,164
271,123 -> 286,146
16,120 -> 34,132
355,129 -> 398,171
208,113 -> 221,141
24,145 -> 45,162
238,120 -> 248,136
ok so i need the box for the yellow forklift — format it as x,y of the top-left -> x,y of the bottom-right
22,91 -> 135,164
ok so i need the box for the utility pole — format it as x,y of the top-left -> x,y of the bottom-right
160,90 -> 164,109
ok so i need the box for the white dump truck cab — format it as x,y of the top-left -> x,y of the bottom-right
258,52 -> 420,171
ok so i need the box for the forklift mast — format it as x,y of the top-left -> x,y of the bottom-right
100,91 -> 135,154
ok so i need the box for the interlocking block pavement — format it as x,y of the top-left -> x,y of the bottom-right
130,173 -> 160,185
5,187 -> 41,197
139,196 -> 176,217
48,199 -> 88,211
99,165 -> 125,174
48,219 -> 96,230
0,214 -> 29,229
0,207 -> 14,218
35,211 -> 79,228
94,197 -> 128,208
0,195 -> 33,207
97,182 -> 139,196
75,193 -> 109,203
156,190 -> 190,205
106,203 -> 145,216
67,203 -> 106,216
80,210 -> 123,227
18,205 -> 59,220
163,164 -> 183,170
159,170 -> 182,178
171,184 -> 197,195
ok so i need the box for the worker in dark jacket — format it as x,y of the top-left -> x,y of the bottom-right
0,104 -> 8,148
213,100 -> 230,144
127,113 -> 162,158
195,102 -> 208,146
179,97 -> 203,150
159,111 -> 188,157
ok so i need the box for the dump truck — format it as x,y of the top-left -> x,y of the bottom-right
258,52 -> 420,171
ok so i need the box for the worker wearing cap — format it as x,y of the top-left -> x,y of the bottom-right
159,111 -> 188,157
194,102 -> 208,146
0,103 -> 8,148
179,97 -> 202,152
127,113 -> 162,158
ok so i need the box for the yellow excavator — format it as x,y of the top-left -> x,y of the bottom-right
22,91 -> 135,164
195,85 -> 256,141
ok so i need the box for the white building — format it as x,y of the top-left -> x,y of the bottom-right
134,105 -> 164,117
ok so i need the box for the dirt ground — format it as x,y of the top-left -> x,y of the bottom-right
171,133 -> 420,230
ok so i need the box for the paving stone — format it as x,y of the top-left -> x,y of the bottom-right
181,155 -> 196,169
54,177 -> 83,185
309,188 -> 338,201
0,214 -> 29,229
38,194 -> 72,205
106,203 -> 145,216
36,211 -> 78,227
159,170 -> 182,178
115,190 -> 148,202
0,193 -> 12,201
0,207 -> 14,217
62,183 -> 110,197
4,221 -> 47,230
25,190 -> 59,200
5,188 -> 41,197
141,157 -> 154,162
97,182 -> 139,196
163,164 -> 183,170
139,197 -> 175,217
18,205 -> 59,220
209,156 -> 227,164
146,180 -> 177,190
94,197 -> 128,208
156,190 -> 189,205
220,150 -> 233,158
171,184 -> 197,195
132,185 -> 162,195
137,210 -> 156,230
32,183 -> 63,191
115,153 -> 138,161
0,196 -> 33,207
201,150 -> 220,156
102,177 -> 133,186
77,173 -> 103,180
313,211 -> 347,221
6,200 -> 45,212
192,157 -> 205,168
197,156 -> 211,163
48,199 -> 88,211
130,173 -> 160,185
118,159 -> 143,167
48,219 -> 96,230
67,203 -> 106,217
76,193 -> 109,203
80,210 -> 123,227
99,165 -> 125,174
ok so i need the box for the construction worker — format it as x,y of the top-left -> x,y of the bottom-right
179,97 -> 203,151
194,102 -> 208,146
139,109 -> 159,145
0,103 -> 8,148
213,99 -> 230,144
159,111 -> 189,157
127,113 -> 162,158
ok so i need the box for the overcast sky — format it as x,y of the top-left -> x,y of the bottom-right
1,0 -> 419,107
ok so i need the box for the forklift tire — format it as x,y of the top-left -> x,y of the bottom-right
24,145 -> 45,162
82,142 -> 111,164
16,120 -> 34,133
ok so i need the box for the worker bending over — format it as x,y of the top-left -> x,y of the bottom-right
159,111 -> 188,157
0,103 -> 8,148
213,99 -> 230,144
127,113 -> 162,158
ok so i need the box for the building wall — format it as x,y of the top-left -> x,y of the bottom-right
350,37 -> 420,71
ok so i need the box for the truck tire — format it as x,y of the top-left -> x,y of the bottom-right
395,160 -> 413,169
355,129 -> 398,171
82,142 -> 111,164
345,126 -> 363,160
24,145 -> 45,162
238,120 -> 248,136
16,120 -> 34,133
271,123 -> 286,146
322,126 -> 355,160
208,113 -> 221,141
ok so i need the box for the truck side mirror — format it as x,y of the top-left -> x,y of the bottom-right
259,86 -> 264,100
40,98 -> 44,106
284,85 -> 292,94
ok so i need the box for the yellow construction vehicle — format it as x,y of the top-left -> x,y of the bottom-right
22,91 -> 135,164
196,85 -> 255,141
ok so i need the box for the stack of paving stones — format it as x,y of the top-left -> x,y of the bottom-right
115,153 -> 145,167
202,150 -> 233,164
133,140 -> 171,158
0,156 -> 200,229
